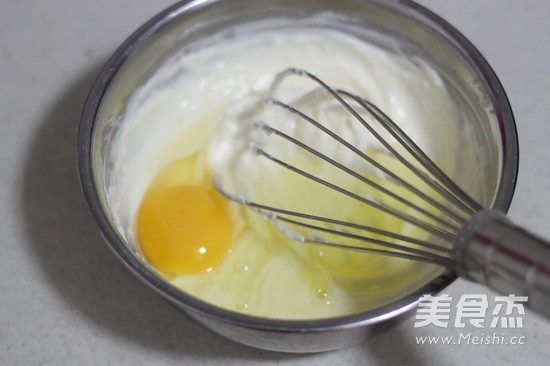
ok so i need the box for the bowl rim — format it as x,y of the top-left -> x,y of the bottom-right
77,0 -> 518,332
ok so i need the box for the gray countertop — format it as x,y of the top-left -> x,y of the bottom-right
1,0 -> 549,364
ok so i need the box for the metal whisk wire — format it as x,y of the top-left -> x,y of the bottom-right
215,68 -> 550,318
217,68 -> 480,266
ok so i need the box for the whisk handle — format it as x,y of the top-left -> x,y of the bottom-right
454,210 -> 550,319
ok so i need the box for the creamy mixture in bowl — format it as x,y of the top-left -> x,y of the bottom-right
102,22 -> 490,319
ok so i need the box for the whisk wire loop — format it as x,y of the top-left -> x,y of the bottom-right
278,215 -> 452,266
218,67 -> 485,265
216,68 -> 550,319
279,69 -> 481,218
253,145 -> 456,240
263,99 -> 467,226
340,91 -> 483,214
256,116 -> 462,234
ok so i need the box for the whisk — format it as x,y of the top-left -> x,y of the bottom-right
215,68 -> 550,319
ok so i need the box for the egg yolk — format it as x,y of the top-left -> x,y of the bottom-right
137,184 -> 233,275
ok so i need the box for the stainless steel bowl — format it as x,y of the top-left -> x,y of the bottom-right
78,0 -> 518,353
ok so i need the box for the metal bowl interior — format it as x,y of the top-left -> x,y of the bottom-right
78,0 -> 518,353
